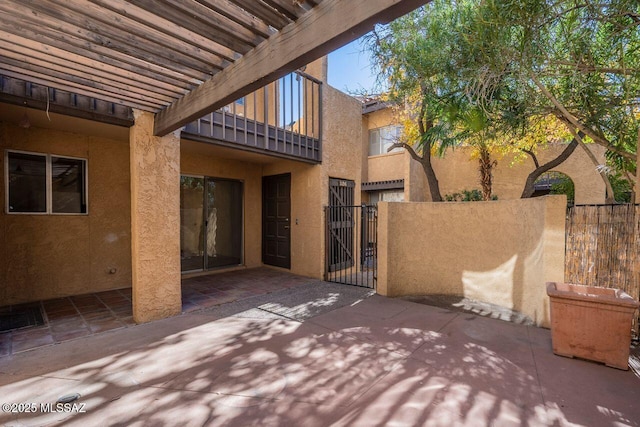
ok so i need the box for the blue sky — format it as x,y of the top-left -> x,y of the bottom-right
327,37 -> 380,95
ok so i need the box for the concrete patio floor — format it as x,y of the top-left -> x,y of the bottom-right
1,277 -> 639,426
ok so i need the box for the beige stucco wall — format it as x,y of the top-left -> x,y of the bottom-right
377,196 -> 567,327
367,152 -> 405,183
406,152 -> 429,201
432,145 -> 606,204
362,108 -> 402,185
0,118 -> 131,305
365,108 -> 395,132
180,141 -> 263,269
130,110 -> 181,323
264,83 -> 363,279
0,58 -> 363,307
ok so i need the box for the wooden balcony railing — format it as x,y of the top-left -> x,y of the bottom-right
183,71 -> 322,163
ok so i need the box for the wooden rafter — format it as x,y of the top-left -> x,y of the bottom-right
194,0 -> 276,38
0,10 -> 202,87
1,1 -> 219,80
136,0 -> 265,50
87,0 -> 238,61
155,0 -> 430,135
0,0 -> 429,121
226,0 -> 292,29
261,0 -> 307,20
0,34 -> 185,98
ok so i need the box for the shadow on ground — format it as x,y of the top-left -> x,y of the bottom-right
1,283 -> 638,427
400,294 -> 535,325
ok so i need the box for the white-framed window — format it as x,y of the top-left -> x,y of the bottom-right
368,190 -> 404,204
5,150 -> 88,215
369,125 -> 404,156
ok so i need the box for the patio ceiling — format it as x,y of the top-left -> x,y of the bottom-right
0,0 -> 429,136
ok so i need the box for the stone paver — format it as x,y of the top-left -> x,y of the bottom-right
0,268 -> 310,356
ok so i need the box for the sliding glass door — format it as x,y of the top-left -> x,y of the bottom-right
180,177 -> 205,272
180,176 -> 243,272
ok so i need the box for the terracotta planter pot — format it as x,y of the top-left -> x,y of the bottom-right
546,282 -> 640,370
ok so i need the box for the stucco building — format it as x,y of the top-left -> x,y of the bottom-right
361,100 -> 607,205
0,1 -> 429,323
1,58 -> 370,319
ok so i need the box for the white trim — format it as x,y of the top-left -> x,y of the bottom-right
368,124 -> 404,156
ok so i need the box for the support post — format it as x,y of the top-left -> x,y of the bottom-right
130,109 -> 182,323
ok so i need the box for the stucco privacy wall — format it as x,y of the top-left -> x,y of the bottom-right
180,141 -> 263,269
263,81 -> 363,279
130,110 -> 181,323
0,118 -> 131,305
407,152 -> 429,201
376,196 -> 567,327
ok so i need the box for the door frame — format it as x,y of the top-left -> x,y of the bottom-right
180,174 -> 245,273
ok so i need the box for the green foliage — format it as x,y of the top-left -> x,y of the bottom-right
608,174 -> 633,203
368,0 -> 639,200
366,0 -> 483,155
549,176 -> 575,206
180,176 -> 204,190
454,0 -> 639,177
444,189 -> 498,202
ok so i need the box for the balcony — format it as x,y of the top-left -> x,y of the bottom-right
182,71 -> 322,164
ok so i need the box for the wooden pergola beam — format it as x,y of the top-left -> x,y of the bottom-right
154,0 -> 429,136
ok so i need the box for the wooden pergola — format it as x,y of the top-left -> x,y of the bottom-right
0,0 -> 428,136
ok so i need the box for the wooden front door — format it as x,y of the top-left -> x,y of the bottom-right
262,174 -> 291,268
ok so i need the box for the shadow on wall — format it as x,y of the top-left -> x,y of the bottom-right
377,196 -> 566,327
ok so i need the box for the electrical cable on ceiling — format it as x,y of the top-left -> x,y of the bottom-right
46,86 -> 51,121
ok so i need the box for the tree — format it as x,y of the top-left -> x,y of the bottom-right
367,0 -> 638,202
366,0 -> 475,202
458,0 -> 639,198
448,106 -> 498,201
514,115 -> 580,198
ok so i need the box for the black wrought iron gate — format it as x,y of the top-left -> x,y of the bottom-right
325,203 -> 377,289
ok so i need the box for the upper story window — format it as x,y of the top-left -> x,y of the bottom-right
5,150 -> 87,214
369,125 -> 404,156
368,190 -> 404,204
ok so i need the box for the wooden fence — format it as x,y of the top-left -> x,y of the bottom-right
565,204 -> 640,336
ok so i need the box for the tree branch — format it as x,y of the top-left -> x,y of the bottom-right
551,60 -> 640,76
568,127 -> 616,203
521,148 -> 540,168
388,142 -> 423,163
528,72 -> 637,160
535,139 -> 579,174
553,113 -> 637,161
417,85 -> 429,136
520,135 -> 580,198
